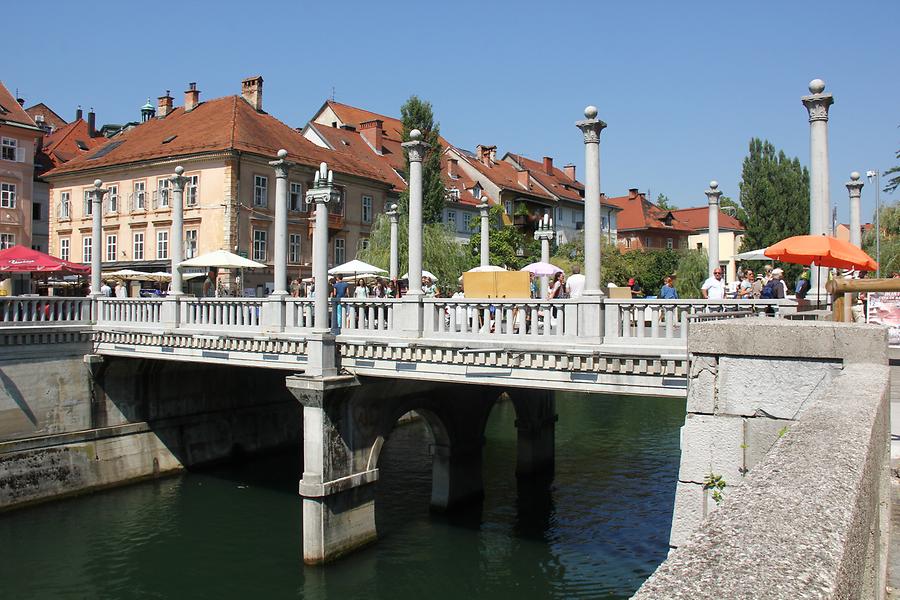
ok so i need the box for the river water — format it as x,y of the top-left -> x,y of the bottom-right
0,392 -> 684,599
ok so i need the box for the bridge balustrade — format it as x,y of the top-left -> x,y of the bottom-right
180,297 -> 263,331
339,298 -> 395,336
424,298 -> 576,341
97,298 -> 162,327
286,298 -> 316,331
0,296 -> 92,325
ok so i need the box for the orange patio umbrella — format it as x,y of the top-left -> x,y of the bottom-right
764,235 -> 878,271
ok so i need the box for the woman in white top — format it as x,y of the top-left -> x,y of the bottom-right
354,279 -> 369,298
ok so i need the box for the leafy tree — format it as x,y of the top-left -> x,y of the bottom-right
884,128 -> 899,194
719,195 -> 748,225
399,96 -> 445,224
738,138 -> 810,281
863,201 -> 900,276
655,193 -> 675,211
674,249 -> 708,299
467,205 -> 540,270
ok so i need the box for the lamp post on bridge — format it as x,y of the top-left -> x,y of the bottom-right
534,212 -> 555,298
845,172 -> 864,248
576,105 -> 606,297
386,203 -> 399,281
479,200 -> 490,267
802,78 -> 834,298
269,149 -> 293,297
88,179 -> 108,298
705,181 -> 722,278
168,166 -> 187,296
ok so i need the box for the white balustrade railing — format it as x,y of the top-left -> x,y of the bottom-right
286,298 -> 316,331
603,299 -> 788,344
0,296 -> 92,325
180,298 -> 263,331
424,298 -> 576,341
96,298 -> 162,327
338,299 -> 396,336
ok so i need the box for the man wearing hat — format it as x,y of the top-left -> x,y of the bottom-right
628,277 -> 644,298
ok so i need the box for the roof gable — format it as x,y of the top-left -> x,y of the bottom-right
0,81 -> 38,130
669,206 -> 745,231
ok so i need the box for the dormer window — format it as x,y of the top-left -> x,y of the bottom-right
472,184 -> 482,200
663,213 -> 674,227
447,188 -> 460,202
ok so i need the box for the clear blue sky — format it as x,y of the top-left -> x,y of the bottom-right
5,0 -> 898,224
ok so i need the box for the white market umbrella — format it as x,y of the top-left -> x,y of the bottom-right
467,265 -> 506,272
402,270 -> 438,281
521,262 -> 563,276
102,268 -> 150,280
733,248 -> 770,261
179,250 -> 266,269
147,271 -> 172,281
328,259 -> 387,276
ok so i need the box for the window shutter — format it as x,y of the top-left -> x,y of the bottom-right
16,147 -> 25,163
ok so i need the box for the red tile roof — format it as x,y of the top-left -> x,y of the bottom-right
0,81 -> 38,130
307,122 -> 406,191
441,154 -> 483,207
44,96 -> 399,188
36,119 -> 108,172
669,206 -> 745,232
605,191 -> 694,232
25,103 -> 67,131
457,150 -> 556,201
504,153 -> 584,202
322,100 -> 452,148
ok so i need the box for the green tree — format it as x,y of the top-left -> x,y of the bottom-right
719,195 -> 748,225
399,96 -> 445,224
738,138 -> 810,280
863,201 -> 900,275
467,206 -> 540,270
655,193 -> 675,211
675,249 -> 708,299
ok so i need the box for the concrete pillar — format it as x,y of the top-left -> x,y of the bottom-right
168,167 -> 187,296
512,389 -> 557,477
802,79 -> 834,296
431,443 -> 485,511
402,129 -> 427,298
534,213 -> 554,298
846,172 -> 864,247
269,149 -> 292,297
479,200 -> 490,267
386,203 -> 399,280
576,106 -> 607,296
88,180 -> 107,298
304,162 -> 340,376
705,181 -> 722,278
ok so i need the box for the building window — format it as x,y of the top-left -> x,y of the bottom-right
157,179 -> 170,208
1,137 -> 19,162
447,210 -> 457,229
666,238 -> 674,249
0,233 -> 14,249
601,216 -> 608,231
645,237 -> 652,248
156,230 -> 169,260
447,188 -> 460,202
289,233 -> 301,263
133,232 -> 144,260
60,191 -> 70,220
0,182 -> 16,208
185,229 -> 198,259
332,187 -> 345,216
624,238 -> 632,249
107,184 -> 118,213
32,202 -> 41,221
472,184 -> 482,200
106,234 -> 117,262
254,175 -> 268,207
362,195 -> 372,223
334,238 -> 345,265
133,181 -> 146,211
60,238 -> 70,261
359,238 -> 370,252
82,237 -> 92,263
504,200 -> 513,215
290,182 -> 304,212
186,175 -> 199,207
83,190 -> 92,216
253,229 -> 268,261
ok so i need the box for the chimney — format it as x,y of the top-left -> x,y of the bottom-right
157,91 -> 173,118
447,158 -> 459,179
517,169 -> 530,188
87,108 -> 96,138
75,106 -> 83,121
563,163 -> 576,180
628,188 -> 639,199
476,145 -> 495,167
489,147 -> 497,163
17,98 -> 25,107
542,156 -> 553,175
241,76 -> 264,111
359,119 -> 384,153
184,83 -> 200,112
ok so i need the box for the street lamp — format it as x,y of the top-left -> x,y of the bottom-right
866,169 -> 881,278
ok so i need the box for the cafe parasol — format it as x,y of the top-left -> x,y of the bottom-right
764,235 -> 877,271
0,245 -> 90,275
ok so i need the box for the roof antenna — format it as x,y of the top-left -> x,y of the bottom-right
331,86 -> 336,102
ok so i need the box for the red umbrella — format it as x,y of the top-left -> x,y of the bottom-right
0,245 -> 90,274
764,235 -> 877,271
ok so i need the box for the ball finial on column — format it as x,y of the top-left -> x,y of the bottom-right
584,105 -> 598,119
277,149 -> 288,159
93,179 -> 103,188
390,203 -> 398,211
809,79 -> 826,94
850,171 -> 860,181
409,129 -> 422,141
709,180 -> 719,190
174,166 -> 184,176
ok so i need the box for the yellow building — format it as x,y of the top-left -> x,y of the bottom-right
670,206 -> 746,283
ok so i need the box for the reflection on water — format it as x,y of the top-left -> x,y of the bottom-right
0,392 -> 683,599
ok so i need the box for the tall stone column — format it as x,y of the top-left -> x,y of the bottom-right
386,203 -> 399,280
534,213 -> 554,298
479,200 -> 490,267
269,149 -> 292,297
168,167 -> 187,296
402,129 -> 427,298
802,79 -> 834,297
846,172 -> 864,247
576,106 -> 607,296
88,180 -> 107,298
304,162 -> 341,376
705,181 -> 722,278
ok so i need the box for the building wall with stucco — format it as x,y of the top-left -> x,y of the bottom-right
688,230 -> 745,282
0,122 -> 39,250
